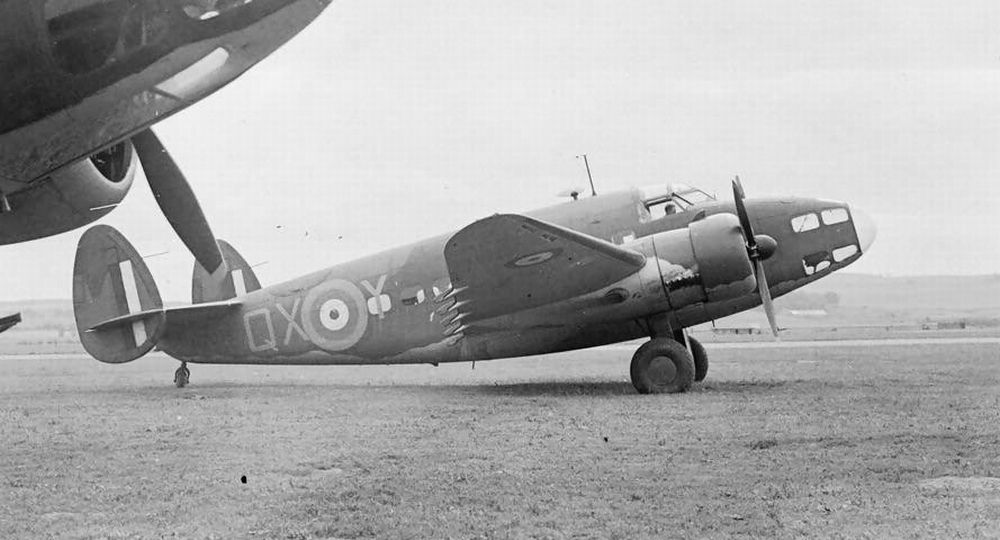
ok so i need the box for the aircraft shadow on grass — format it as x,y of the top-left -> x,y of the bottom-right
472,378 -> 817,398
110,377 -> 822,398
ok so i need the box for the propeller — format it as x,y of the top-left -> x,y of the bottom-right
731,176 -> 780,337
131,129 -> 226,276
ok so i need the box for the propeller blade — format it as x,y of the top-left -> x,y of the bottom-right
734,177 -> 780,338
732,174 -> 746,200
755,259 -> 780,338
731,177 -> 757,254
132,129 -> 225,275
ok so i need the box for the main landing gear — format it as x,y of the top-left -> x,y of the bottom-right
629,329 -> 709,394
174,362 -> 190,388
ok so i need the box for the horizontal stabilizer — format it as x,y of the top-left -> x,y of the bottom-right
73,225 -> 163,364
85,300 -> 242,333
444,214 -> 646,321
164,300 -> 242,333
192,240 -> 261,303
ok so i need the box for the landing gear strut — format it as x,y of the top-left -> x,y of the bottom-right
174,362 -> 190,388
629,338 -> 695,394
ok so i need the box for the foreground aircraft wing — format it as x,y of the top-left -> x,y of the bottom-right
0,312 -> 21,334
443,214 -> 646,322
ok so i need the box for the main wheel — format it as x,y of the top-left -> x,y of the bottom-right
689,336 -> 708,382
630,338 -> 695,394
174,364 -> 190,388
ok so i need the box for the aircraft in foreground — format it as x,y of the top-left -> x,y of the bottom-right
72,167 -> 875,393
0,0 -> 333,332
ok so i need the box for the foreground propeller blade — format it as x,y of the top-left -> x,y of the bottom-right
755,259 -> 780,338
132,129 -> 225,275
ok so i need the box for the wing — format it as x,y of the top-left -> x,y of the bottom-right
442,214 -> 646,323
0,312 -> 21,334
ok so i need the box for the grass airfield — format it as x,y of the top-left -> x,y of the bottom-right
2,340 -> 999,539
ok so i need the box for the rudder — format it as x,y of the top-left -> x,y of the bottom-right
73,225 -> 164,363
192,240 -> 261,303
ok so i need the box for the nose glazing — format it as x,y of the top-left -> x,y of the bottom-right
850,206 -> 877,253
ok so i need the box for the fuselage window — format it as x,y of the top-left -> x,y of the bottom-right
790,213 -> 820,233
401,286 -> 427,306
45,0 -> 171,75
155,47 -> 230,99
832,245 -> 859,262
802,251 -> 832,276
821,208 -> 849,226
182,0 -> 256,20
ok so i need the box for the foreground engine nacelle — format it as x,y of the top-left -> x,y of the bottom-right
0,141 -> 136,244
647,213 -> 757,309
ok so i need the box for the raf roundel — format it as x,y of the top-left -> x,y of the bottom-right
301,279 -> 369,351
507,248 -> 563,268
319,299 -> 350,331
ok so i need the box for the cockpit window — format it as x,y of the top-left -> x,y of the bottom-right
45,0 -> 257,74
666,184 -> 715,208
639,183 -> 716,221
821,208 -> 849,225
182,0 -> 256,20
46,0 -> 170,74
790,213 -> 820,233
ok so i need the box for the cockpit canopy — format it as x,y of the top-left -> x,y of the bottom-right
639,183 -> 716,221
44,0 -> 259,75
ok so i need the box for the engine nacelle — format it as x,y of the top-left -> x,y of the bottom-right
648,213 -> 757,309
0,141 -> 136,244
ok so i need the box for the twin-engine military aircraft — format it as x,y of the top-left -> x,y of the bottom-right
0,0 -> 332,332
72,145 -> 876,393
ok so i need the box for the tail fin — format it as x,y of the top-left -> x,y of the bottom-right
73,225 -> 164,364
192,239 -> 261,303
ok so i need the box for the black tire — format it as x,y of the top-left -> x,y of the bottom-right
630,338 -> 695,394
689,336 -> 708,382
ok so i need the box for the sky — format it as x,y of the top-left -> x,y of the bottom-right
3,0 -> 1000,301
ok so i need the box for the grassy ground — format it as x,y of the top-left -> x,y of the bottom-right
2,342 -> 999,539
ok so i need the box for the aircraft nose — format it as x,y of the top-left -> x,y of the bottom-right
851,205 -> 877,253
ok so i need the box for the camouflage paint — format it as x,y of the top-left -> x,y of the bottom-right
151,193 -> 870,366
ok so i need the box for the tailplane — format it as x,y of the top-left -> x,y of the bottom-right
73,225 -> 164,363
192,240 -> 261,303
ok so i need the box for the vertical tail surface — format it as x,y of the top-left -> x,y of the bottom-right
73,225 -> 164,363
192,239 -> 261,303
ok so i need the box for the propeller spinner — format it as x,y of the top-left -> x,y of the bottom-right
132,129 -> 226,276
731,176 -> 780,337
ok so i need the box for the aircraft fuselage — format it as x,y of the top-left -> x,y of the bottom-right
158,192 -> 875,365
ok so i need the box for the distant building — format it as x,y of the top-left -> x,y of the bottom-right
937,321 -> 967,330
788,309 -> 828,317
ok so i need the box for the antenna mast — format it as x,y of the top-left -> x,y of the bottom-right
576,154 -> 597,196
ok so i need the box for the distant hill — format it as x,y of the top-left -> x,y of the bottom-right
0,299 -> 75,332
786,273 -> 1000,321
720,273 -> 1000,328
